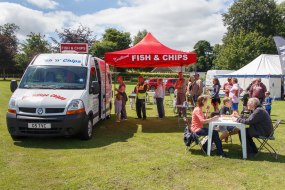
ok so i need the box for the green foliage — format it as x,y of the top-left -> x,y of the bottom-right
0,23 -> 19,79
212,0 -> 285,70
214,31 -> 275,70
133,29 -> 147,45
15,33 -> 51,71
113,72 -> 187,82
51,25 -> 95,51
223,0 -> 283,37
90,28 -> 132,59
193,40 -> 214,72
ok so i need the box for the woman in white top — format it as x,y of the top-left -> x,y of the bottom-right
154,78 -> 165,118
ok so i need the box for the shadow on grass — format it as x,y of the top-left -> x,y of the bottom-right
12,116 -> 184,149
13,119 -> 138,149
187,143 -> 285,163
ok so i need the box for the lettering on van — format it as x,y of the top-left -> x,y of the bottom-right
22,94 -> 66,100
63,59 -> 81,63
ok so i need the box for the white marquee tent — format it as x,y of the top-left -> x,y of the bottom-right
215,54 -> 284,99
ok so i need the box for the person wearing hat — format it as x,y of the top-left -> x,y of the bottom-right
134,75 -> 147,119
174,72 -> 187,117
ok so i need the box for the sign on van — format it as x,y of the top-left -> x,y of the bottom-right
60,43 -> 88,53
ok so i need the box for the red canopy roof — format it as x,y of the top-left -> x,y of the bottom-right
104,32 -> 196,68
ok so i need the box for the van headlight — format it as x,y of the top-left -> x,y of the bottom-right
66,99 -> 85,115
7,98 -> 17,114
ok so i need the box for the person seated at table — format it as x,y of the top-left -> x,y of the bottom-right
191,95 -> 227,157
219,97 -> 240,143
232,97 -> 273,156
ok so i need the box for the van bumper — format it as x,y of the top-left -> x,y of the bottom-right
6,112 -> 88,137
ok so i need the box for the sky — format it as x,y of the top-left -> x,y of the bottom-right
0,0 -> 284,51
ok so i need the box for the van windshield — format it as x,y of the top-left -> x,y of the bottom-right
19,66 -> 87,90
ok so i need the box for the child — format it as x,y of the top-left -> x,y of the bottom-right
219,97 -> 240,143
263,91 -> 272,115
114,92 -> 123,122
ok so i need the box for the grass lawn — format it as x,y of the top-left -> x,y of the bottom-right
0,80 -> 285,189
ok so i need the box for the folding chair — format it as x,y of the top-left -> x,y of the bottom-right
183,118 -> 206,154
255,119 -> 282,159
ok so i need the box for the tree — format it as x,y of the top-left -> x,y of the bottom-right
15,33 -> 51,71
223,0 -> 283,37
90,28 -> 131,58
52,25 -> 96,52
192,40 -> 214,72
133,29 -> 147,45
213,31 -> 275,70
0,23 -> 19,80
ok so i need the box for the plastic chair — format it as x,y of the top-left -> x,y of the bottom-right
255,119 -> 282,159
183,117 -> 206,154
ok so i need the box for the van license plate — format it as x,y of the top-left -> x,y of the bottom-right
28,123 -> 51,129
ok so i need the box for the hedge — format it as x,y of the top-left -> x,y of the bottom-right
112,72 -> 189,82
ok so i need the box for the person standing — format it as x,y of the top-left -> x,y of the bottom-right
174,72 -> 187,117
154,78 -> 165,119
191,73 -> 203,106
186,75 -> 195,106
211,78 -> 221,112
222,77 -> 233,97
115,76 -> 127,120
134,75 -> 147,120
249,78 -> 267,103
229,78 -> 243,114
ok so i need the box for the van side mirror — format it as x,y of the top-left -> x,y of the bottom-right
90,81 -> 99,94
10,80 -> 18,92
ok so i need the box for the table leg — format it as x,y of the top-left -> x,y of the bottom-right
207,123 -> 214,156
240,124 -> 247,159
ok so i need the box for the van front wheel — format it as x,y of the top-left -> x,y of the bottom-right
80,118 -> 93,140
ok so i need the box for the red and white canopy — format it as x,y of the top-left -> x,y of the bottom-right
104,32 -> 196,68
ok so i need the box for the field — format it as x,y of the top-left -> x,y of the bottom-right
0,80 -> 285,190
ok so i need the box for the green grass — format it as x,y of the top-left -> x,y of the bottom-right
0,80 -> 285,189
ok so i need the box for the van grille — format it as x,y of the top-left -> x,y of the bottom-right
45,108 -> 65,113
19,107 -> 65,114
19,107 -> 36,113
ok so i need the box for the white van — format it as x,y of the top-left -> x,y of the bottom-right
6,53 -> 112,140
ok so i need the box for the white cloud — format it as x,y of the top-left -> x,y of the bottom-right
79,0 -> 228,51
0,0 -> 230,51
0,2 -> 76,41
26,0 -> 59,9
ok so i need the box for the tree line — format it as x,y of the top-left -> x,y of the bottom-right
1,0 -> 285,78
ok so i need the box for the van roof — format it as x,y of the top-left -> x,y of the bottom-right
31,53 -> 89,67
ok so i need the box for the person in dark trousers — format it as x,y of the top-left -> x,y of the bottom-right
134,76 -> 147,120
115,76 -> 127,120
154,78 -> 165,119
233,97 -> 273,157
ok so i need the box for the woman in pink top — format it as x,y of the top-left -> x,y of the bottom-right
191,96 -> 226,157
